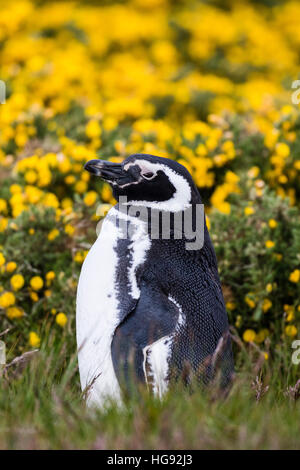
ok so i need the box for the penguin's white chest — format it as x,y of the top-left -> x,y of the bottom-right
76,217 -> 121,407
76,210 -> 150,407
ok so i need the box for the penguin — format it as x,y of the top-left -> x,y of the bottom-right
76,153 -> 234,407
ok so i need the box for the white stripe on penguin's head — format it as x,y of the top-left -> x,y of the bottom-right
122,159 -> 192,212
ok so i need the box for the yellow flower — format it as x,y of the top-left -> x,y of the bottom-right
222,140 -> 235,158
0,253 -> 6,267
10,193 -> 24,207
9,184 -> 22,194
74,163 -> 84,173
247,166 -> 260,179
101,184 -> 113,202
10,274 -> 25,291
63,207 -> 72,217
278,175 -> 288,184
0,292 -> 16,308
25,186 -> 42,204
6,306 -> 24,320
294,160 -> 300,170
218,201 -> 231,215
12,204 -> 27,218
196,143 -> 207,156
103,116 -> 117,131
275,142 -> 290,158
56,312 -> 68,327
25,170 -> 37,184
65,224 -> 75,236
284,304 -> 294,314
29,290 -> 39,302
29,332 -> 40,348
205,215 -> 211,230
245,294 -> 256,309
61,198 -> 73,209
255,330 -> 267,344
48,228 -> 60,241
46,271 -> 55,282
65,175 -> 76,185
43,193 -> 59,209
286,310 -> 295,322
268,219 -> 277,229
0,199 -> 7,213
81,172 -> 90,182
226,301 -> 236,311
225,170 -> 240,185
75,181 -> 87,194
244,206 -> 255,216
55,209 -> 62,221
0,218 -> 8,232
6,262 -> 17,273
285,325 -> 297,338
289,269 -> 300,283
243,329 -> 256,343
84,191 -> 98,207
262,298 -> 272,313
85,119 -> 101,139
266,283 -> 273,293
30,276 -> 44,291
29,228 -> 35,235
265,240 -> 275,249
74,250 -> 83,264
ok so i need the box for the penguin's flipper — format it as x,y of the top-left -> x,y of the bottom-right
111,280 -> 180,397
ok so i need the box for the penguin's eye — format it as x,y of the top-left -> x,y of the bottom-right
142,172 -> 155,180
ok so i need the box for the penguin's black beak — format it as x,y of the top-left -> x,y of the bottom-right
84,159 -> 123,181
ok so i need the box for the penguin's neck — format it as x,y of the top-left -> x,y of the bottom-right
114,203 -> 205,242
113,204 -> 218,276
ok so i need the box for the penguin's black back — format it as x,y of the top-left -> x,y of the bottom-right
112,216 -> 234,393
149,226 -> 233,386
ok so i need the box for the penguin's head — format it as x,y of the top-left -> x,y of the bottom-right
84,153 -> 201,211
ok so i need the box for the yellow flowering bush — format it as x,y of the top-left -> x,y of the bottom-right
212,190 -> 300,346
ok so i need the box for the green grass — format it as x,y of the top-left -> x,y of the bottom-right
1,331 -> 300,450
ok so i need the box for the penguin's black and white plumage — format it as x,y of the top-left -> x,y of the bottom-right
76,154 -> 234,407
